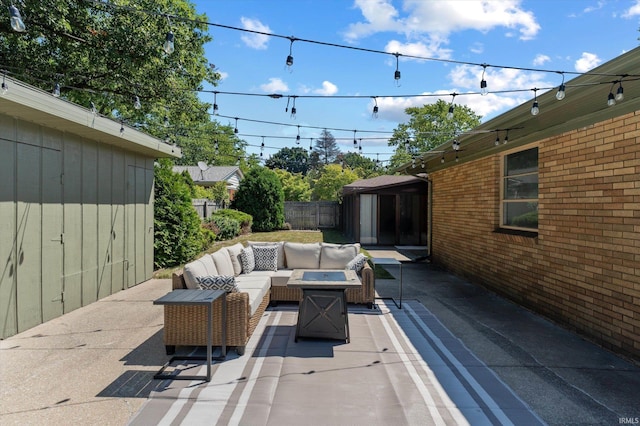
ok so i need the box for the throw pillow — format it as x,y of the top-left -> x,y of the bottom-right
240,246 -> 255,274
346,253 -> 368,273
196,275 -> 238,292
252,244 -> 279,271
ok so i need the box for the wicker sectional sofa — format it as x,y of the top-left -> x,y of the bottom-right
166,241 -> 374,355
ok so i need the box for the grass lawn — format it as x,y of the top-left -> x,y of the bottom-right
153,228 -> 365,279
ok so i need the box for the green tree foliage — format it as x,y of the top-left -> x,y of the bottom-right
273,169 -> 312,201
388,100 -> 482,169
1,0 -> 219,144
231,167 -> 285,232
339,152 -> 384,178
265,147 -> 309,174
312,164 -> 359,201
153,159 -> 207,268
312,130 -> 341,166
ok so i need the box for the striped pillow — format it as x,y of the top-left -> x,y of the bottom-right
196,275 -> 238,292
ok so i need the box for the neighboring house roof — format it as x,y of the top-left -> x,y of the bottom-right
398,45 -> 640,175
173,166 -> 244,187
343,175 -> 424,194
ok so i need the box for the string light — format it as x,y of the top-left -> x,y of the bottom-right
607,82 -> 616,106
556,73 -> 566,101
480,64 -> 488,96
1,70 -> 8,94
495,131 -> 500,146
503,130 -> 509,144
90,101 -> 97,115
353,130 -> 358,147
615,80 -> 624,101
120,120 -> 125,135
372,97 -> 378,118
296,125 -> 300,144
394,53 -> 401,86
234,117 -> 239,133
133,95 -> 141,109
163,16 -> 174,54
52,82 -> 61,97
447,93 -> 456,119
9,4 -> 25,32
530,88 -> 539,116
290,96 -> 297,118
286,37 -> 295,70
213,91 -> 219,115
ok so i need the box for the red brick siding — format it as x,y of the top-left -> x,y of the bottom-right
430,111 -> 640,360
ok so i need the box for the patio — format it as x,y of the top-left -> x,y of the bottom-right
1,260 -> 639,425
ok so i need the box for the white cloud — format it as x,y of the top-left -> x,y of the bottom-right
260,77 -> 289,93
345,0 -> 540,44
533,54 -> 550,66
384,39 -> 452,59
622,0 -> 640,17
469,42 -> 484,54
313,81 -> 339,96
574,52 -> 602,72
240,17 -> 272,50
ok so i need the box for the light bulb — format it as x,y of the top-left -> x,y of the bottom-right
9,5 -> 25,32
286,55 -> 293,67
616,85 -> 624,102
607,92 -> 616,107
495,135 -> 500,146
213,103 -> 218,114
480,79 -> 488,96
1,81 -> 7,95
555,84 -> 566,101
163,31 -> 175,54
530,100 -> 539,116
447,105 -> 454,120
52,83 -> 61,97
134,95 -> 141,109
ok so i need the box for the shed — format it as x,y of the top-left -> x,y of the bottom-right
173,165 -> 244,200
342,175 -> 429,246
0,77 -> 180,338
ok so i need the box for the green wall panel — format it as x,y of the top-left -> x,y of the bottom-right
0,133 -> 17,338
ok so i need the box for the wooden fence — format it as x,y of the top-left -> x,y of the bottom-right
284,201 -> 340,230
193,199 -> 340,230
192,199 -> 223,220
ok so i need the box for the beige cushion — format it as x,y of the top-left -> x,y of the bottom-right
211,249 -> 235,276
248,241 -> 286,270
270,270 -> 293,286
284,242 -> 321,269
320,243 -> 361,269
183,255 -> 219,289
225,243 -> 244,276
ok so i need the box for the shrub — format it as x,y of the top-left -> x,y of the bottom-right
231,167 -> 285,232
153,159 -> 206,268
207,215 -> 241,241
213,209 -> 252,234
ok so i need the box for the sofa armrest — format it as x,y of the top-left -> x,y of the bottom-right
172,271 -> 188,290
360,261 -> 375,303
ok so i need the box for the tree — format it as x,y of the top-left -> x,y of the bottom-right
265,147 -> 309,174
312,130 -> 341,165
231,167 -> 285,231
153,159 -> 207,268
274,169 -> 312,201
388,100 -> 482,169
312,164 -> 359,201
339,152 -> 384,178
1,0 -> 220,148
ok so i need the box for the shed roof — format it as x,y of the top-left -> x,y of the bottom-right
173,166 -> 244,184
342,175 -> 424,194
0,77 -> 180,159
397,45 -> 640,175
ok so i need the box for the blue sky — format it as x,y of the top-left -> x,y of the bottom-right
192,0 -> 640,163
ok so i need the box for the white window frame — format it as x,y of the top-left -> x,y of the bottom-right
499,143 -> 539,232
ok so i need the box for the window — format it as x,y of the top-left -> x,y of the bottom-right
501,146 -> 538,230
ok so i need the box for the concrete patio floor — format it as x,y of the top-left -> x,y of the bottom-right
1,259 -> 639,425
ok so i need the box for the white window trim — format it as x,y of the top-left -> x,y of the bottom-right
499,143 -> 539,232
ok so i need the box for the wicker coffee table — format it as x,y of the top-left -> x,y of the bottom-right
287,269 -> 361,343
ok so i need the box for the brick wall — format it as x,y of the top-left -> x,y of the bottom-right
430,111 -> 640,361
